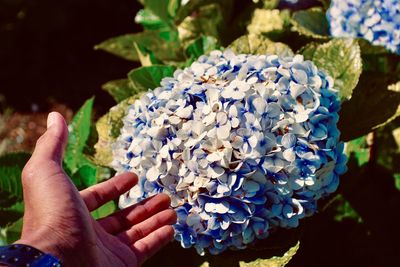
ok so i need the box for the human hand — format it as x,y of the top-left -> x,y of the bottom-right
16,112 -> 177,267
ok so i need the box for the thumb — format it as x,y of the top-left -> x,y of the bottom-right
31,112 -> 69,165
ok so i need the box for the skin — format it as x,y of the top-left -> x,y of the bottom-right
15,112 -> 177,267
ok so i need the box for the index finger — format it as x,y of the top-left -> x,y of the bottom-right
80,172 -> 138,211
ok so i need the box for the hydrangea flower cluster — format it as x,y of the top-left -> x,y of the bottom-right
112,50 -> 347,255
327,0 -> 400,54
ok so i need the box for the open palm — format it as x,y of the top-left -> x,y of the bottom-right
17,112 -> 176,267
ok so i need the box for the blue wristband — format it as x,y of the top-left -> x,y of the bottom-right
0,244 -> 61,267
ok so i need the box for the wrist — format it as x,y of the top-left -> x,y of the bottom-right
0,244 -> 61,267
15,232 -> 64,264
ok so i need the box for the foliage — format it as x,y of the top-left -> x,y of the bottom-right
0,153 -> 30,227
64,98 -> 111,190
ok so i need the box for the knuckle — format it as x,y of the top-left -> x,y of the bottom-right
131,227 -> 145,240
21,161 -> 35,184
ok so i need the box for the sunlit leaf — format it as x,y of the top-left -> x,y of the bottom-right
95,33 -> 145,61
247,9 -> 290,36
238,242 -> 299,267
95,32 -> 184,63
144,235 -> 300,267
311,38 -> 362,100
94,97 -> 138,167
229,34 -> 294,57
177,3 -> 223,46
64,98 -> 94,174
260,0 -> 280,9
135,9 -> 170,30
91,200 -> 117,220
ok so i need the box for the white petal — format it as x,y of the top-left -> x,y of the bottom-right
204,203 -> 216,213
248,135 -> 259,148
215,201 -> 230,214
207,152 -> 222,162
217,123 -> 231,140
295,112 -> 308,123
231,118 -> 240,128
169,115 -> 181,125
253,97 -> 266,114
216,112 -> 228,124
281,133 -> 297,148
147,166 -> 160,181
176,106 -> 193,118
283,148 -> 296,162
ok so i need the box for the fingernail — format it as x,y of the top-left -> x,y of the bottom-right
47,112 -> 56,128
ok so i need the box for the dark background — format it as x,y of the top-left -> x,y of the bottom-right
0,0 -> 141,114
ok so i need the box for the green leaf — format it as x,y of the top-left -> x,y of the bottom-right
375,119 -> 400,188
0,202 -> 24,227
186,36 -> 220,60
128,65 -> 176,93
297,42 -> 319,60
91,201 -> 117,220
345,135 -> 371,167
71,164 -> 97,190
142,0 -> 173,23
0,152 -> 30,207
168,0 -> 181,18
144,234 -> 300,267
95,32 -> 184,63
64,98 -> 94,174
238,242 -> 299,267
95,33 -> 145,61
94,97 -> 138,167
229,34 -> 294,57
102,79 -> 140,103
4,218 -> 23,244
247,9 -> 290,36
177,3 -> 223,46
311,38 -> 362,100
134,9 -> 170,31
134,42 -> 153,67
324,194 -> 363,224
260,0 -> 280,9
339,77 -> 400,141
317,0 -> 332,10
395,173 -> 400,191
174,0 -> 233,24
357,38 -> 389,55
290,8 -> 330,39
0,228 -> 6,245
